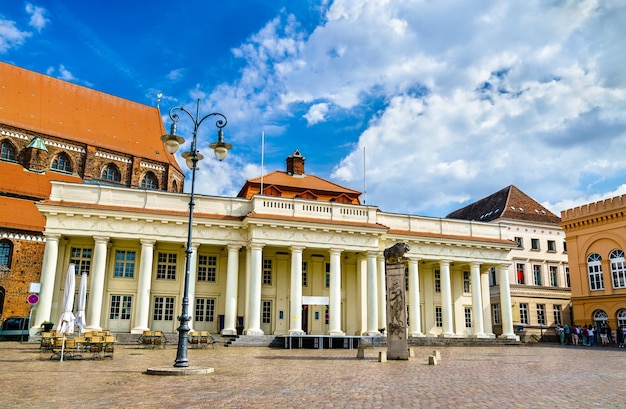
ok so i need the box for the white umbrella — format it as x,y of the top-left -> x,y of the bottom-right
75,272 -> 87,334
57,264 -> 76,361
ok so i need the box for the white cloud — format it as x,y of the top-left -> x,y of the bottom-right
25,3 -> 49,32
0,19 -> 31,53
303,103 -> 329,125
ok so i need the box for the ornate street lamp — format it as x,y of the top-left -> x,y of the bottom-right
161,99 -> 231,367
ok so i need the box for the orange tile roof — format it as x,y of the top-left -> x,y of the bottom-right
0,62 -> 181,173
0,161 -> 81,199
0,196 -> 45,232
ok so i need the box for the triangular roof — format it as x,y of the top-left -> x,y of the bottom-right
446,185 -> 560,224
0,62 -> 180,173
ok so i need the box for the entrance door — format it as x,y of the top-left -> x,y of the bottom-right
108,295 -> 132,332
302,305 -> 309,334
152,296 -> 175,332
261,300 -> 272,335
193,297 -> 217,333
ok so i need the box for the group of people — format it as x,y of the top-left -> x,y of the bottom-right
555,323 -> 626,347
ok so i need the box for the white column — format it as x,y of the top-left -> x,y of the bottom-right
470,262 -> 486,337
289,246 -> 304,335
358,256 -> 368,335
377,253 -> 387,331
481,268 -> 494,337
499,264 -> 516,339
32,234 -> 60,334
246,243 -> 264,335
222,245 -> 241,336
244,247 -> 251,330
185,243 -> 199,332
87,236 -> 109,331
440,260 -> 454,337
131,239 -> 155,334
366,251 -> 379,335
408,257 -> 423,337
329,248 -> 344,335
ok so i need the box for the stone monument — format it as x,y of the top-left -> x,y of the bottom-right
384,243 -> 410,360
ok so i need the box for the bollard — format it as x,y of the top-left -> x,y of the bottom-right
378,351 -> 387,363
428,355 -> 438,365
356,346 -> 365,359
408,347 -> 415,358
433,350 -> 441,361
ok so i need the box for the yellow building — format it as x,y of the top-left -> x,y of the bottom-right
560,195 -> 626,331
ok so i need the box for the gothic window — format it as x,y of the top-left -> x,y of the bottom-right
51,152 -> 72,173
141,171 -> 158,189
0,240 -> 13,270
101,163 -> 121,182
587,253 -> 604,290
0,140 -> 16,161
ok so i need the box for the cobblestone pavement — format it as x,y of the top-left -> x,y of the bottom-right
1,341 -> 625,408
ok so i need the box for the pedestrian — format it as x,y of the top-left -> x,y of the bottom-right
600,324 -> 608,346
564,324 -> 570,344
571,325 -> 579,345
588,325 -> 595,347
619,326 -> 626,348
556,325 -> 565,345
582,325 -> 589,346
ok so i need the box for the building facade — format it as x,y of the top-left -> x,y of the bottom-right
0,62 -> 183,321
560,195 -> 626,331
447,185 -> 571,340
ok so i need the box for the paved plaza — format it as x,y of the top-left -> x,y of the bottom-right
0,341 -> 624,408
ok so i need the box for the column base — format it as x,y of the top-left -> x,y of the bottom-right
289,329 -> 305,335
366,330 -> 381,336
439,332 -> 463,338
499,333 -> 519,340
244,328 -> 265,336
131,327 -> 150,334
221,328 -> 237,336
409,332 -> 425,338
469,333 -> 491,339
329,330 -> 345,336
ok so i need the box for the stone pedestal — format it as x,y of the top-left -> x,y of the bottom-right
385,262 -> 409,360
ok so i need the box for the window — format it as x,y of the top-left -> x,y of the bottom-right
516,263 -> 525,284
464,307 -> 472,328
153,296 -> 175,321
514,237 -> 523,248
587,253 -> 604,290
618,309 -> 626,328
325,263 -> 330,288
195,298 -> 215,322
302,261 -> 308,287
531,238 -> 540,250
70,247 -> 92,275
51,153 -> 72,173
609,249 -> 626,289
156,252 -> 177,280
101,163 -> 121,182
519,303 -> 529,325
547,240 -> 556,252
489,267 -> 497,287
553,305 -> 562,326
537,304 -> 546,325
109,295 -> 132,320
533,265 -> 542,286
463,271 -> 470,293
262,300 -> 272,324
113,250 -> 135,278
492,304 -> 500,325
0,240 -> 13,270
197,255 -> 217,282
263,259 -> 272,285
0,140 -> 16,161
565,266 -> 570,288
434,270 -> 441,293
141,172 -> 158,189
563,241 -> 567,253
435,306 -> 442,327
549,266 -> 558,287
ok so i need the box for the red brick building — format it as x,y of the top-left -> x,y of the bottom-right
0,62 -> 183,321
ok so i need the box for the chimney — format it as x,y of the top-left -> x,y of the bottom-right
286,149 -> 305,176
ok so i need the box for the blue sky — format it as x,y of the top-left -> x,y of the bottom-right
2,1 -> 626,218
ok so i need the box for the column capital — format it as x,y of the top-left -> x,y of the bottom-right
43,232 -> 61,241
93,235 -> 110,244
290,245 -> 305,253
249,242 -> 265,250
439,259 -> 452,267
470,261 -> 482,268
407,255 -> 421,263
329,248 -> 343,256
140,239 -> 156,246
228,244 -> 242,252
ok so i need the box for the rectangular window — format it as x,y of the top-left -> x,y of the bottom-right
109,295 -> 132,320
262,300 -> 272,324
566,266 -> 570,288
516,263 -> 525,284
153,296 -> 175,321
533,265 -> 542,286
537,304 -> 546,325
519,303 -> 529,325
156,252 -> 177,280
588,263 -> 604,291
263,259 -> 272,285
194,298 -> 215,322
463,271 -> 470,293
549,266 -> 558,287
531,238 -> 540,250
553,305 -> 562,326
489,267 -> 497,287
435,306 -> 442,327
325,263 -> 330,288
434,270 -> 441,293
514,237 -> 523,248
547,240 -> 556,252
302,261 -> 308,287
114,250 -> 136,278
464,307 -> 472,328
492,304 -> 500,325
611,259 -> 626,289
197,255 -> 217,282
563,241 -> 567,253
70,247 -> 92,275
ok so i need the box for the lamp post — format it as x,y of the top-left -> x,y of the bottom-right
161,99 -> 231,368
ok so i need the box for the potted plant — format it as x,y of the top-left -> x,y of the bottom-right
41,321 -> 54,332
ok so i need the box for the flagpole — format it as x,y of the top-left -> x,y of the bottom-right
260,131 -> 265,195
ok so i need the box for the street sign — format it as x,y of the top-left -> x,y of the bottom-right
27,293 -> 39,305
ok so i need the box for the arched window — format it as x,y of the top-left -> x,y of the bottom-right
51,152 -> 72,173
172,180 -> 179,192
101,163 -> 121,182
1,140 -> 16,161
618,309 -> 626,328
587,253 -> 604,291
140,172 -> 158,190
609,249 -> 626,289
0,240 -> 13,271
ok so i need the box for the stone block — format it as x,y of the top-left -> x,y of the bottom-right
408,347 -> 415,357
433,350 -> 441,360
428,355 -> 438,365
356,347 -> 365,359
378,351 -> 387,362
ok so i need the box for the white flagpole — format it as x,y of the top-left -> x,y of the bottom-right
260,131 -> 265,195
363,146 -> 367,205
